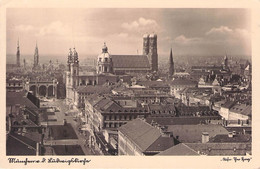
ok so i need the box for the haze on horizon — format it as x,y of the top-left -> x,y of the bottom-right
7,8 -> 251,61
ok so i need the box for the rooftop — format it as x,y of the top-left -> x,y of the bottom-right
111,55 -> 150,69
76,85 -> 112,94
209,134 -> 251,143
157,143 -> 199,156
185,142 -> 251,155
6,91 -> 38,109
170,78 -> 197,86
167,124 -> 229,143
119,118 -> 167,152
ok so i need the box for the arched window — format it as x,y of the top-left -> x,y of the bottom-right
105,58 -> 108,62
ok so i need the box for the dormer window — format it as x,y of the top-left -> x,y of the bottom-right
105,58 -> 108,62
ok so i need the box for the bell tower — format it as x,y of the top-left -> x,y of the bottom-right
143,34 -> 149,55
148,33 -> 158,72
71,48 -> 79,88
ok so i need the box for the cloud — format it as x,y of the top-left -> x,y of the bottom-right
15,24 -> 35,32
205,26 -> 250,41
121,17 -> 160,33
36,21 -> 71,37
206,26 -> 233,35
174,35 -> 201,45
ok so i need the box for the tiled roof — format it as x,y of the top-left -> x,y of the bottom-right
157,143 -> 199,156
111,55 -> 150,68
167,124 -> 229,143
118,118 -> 161,152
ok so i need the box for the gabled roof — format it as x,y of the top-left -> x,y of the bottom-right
111,55 -> 150,69
157,143 -> 199,156
145,136 -> 175,152
118,118 -> 161,152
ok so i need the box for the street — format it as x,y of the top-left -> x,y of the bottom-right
41,99 -> 99,155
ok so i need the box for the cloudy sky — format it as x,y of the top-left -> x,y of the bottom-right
7,8 -> 251,61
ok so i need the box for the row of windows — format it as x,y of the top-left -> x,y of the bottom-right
8,83 -> 21,86
99,58 -> 112,62
104,115 -> 138,121
104,122 -> 127,128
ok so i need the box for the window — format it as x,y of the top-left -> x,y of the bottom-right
105,58 -> 108,62
104,66 -> 107,72
99,58 -> 102,62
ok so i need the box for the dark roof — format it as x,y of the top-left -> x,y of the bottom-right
6,133 -> 37,155
146,116 -> 221,126
118,118 -> 161,152
111,55 -> 150,69
185,142 -> 251,155
6,91 -> 38,109
191,65 -> 223,70
157,143 -> 199,156
209,134 -> 251,143
167,124 -> 229,143
76,85 -> 112,94
170,78 -> 197,86
137,81 -> 170,88
177,106 -> 219,116
145,136 -> 175,152
230,104 -> 251,116
221,101 -> 237,109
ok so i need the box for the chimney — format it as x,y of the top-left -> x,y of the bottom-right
36,142 -> 41,156
202,132 -> 209,143
228,132 -> 233,138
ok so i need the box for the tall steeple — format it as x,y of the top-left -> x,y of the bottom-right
34,41 -> 39,68
223,53 -> 228,70
16,38 -> 20,67
168,48 -> 174,79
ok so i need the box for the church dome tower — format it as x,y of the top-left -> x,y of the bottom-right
97,43 -> 113,74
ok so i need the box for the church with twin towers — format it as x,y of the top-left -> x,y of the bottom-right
65,33 -> 159,103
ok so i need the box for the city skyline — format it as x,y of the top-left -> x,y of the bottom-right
7,8 -> 251,59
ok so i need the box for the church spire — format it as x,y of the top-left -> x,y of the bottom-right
16,38 -> 20,67
168,48 -> 174,79
34,41 -> 39,68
